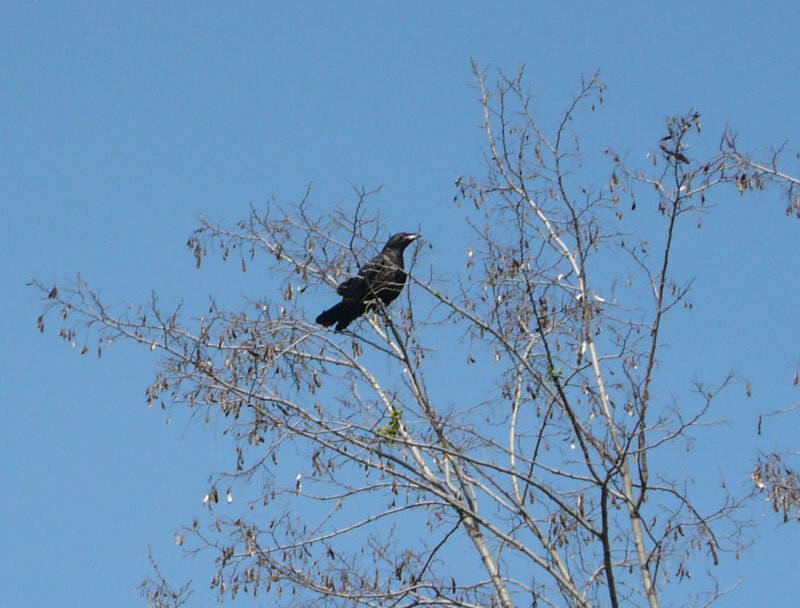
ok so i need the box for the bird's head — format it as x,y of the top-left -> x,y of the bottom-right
384,232 -> 421,252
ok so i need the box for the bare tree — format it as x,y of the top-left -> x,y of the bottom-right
720,133 -> 800,527
139,547 -> 193,608
33,65 -> 798,607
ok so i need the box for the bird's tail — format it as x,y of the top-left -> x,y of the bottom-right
315,301 -> 365,331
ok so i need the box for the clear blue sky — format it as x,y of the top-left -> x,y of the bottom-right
3,3 -> 799,606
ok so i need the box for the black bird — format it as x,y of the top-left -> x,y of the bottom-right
316,232 -> 421,331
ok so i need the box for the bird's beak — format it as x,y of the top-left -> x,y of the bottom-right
406,233 -> 421,242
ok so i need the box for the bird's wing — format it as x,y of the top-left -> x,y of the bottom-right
336,275 -> 366,298
337,254 -> 394,298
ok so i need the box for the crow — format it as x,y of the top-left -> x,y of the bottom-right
316,232 -> 421,331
